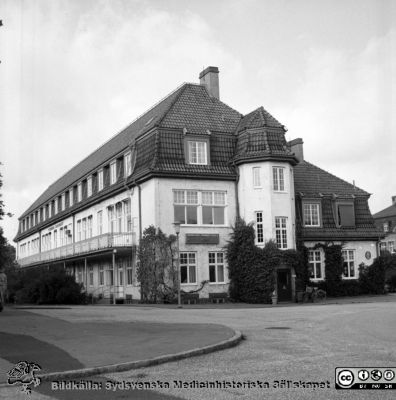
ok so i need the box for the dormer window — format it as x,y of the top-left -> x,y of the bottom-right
98,169 -> 104,191
110,161 -> 117,185
87,176 -> 92,197
187,140 -> 207,165
61,194 -> 65,211
77,183 -> 82,202
336,202 -> 355,227
124,152 -> 132,177
383,222 -> 389,233
303,202 -> 321,227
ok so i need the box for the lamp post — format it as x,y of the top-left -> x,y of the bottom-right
173,222 -> 182,308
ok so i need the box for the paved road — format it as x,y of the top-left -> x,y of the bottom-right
10,297 -> 395,400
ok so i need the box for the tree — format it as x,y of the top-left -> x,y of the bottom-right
137,226 -> 177,303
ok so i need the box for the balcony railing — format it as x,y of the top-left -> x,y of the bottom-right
18,232 -> 136,267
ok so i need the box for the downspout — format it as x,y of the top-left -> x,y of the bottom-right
233,161 -> 240,221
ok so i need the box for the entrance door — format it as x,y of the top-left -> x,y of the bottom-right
277,269 -> 292,302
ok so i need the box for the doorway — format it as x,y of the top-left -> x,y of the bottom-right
277,269 -> 292,302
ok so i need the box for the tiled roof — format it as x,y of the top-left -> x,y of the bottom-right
294,161 -> 369,197
295,172 -> 381,240
236,107 -> 284,131
21,84 -> 241,219
373,204 -> 396,219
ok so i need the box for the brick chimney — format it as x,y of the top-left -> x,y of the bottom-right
392,196 -> 396,206
199,66 -> 219,99
288,138 -> 304,162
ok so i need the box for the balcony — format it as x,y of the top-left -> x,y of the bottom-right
18,232 -> 136,267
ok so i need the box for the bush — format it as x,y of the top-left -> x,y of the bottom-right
387,274 -> 396,292
359,257 -> 388,295
13,266 -> 85,305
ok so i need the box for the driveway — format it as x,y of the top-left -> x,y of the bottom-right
2,297 -> 396,399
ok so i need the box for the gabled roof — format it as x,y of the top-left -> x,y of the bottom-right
373,204 -> 396,219
236,106 -> 284,132
21,84 -> 242,219
294,160 -> 369,197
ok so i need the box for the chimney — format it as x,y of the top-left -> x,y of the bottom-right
199,66 -> 219,99
288,138 -> 304,162
392,196 -> 396,206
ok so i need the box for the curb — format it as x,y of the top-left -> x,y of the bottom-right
25,329 -> 243,382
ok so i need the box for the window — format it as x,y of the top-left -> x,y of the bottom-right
97,211 -> 103,235
69,188 -> 74,207
48,203 -> 52,218
77,183 -> 82,202
275,217 -> 287,249
61,194 -> 65,211
308,250 -> 323,280
87,176 -> 92,197
124,200 -> 132,232
380,242 -> 387,254
99,265 -> 104,286
87,216 -> 93,238
107,265 -> 114,286
252,167 -> 261,188
77,220 -> 81,241
116,203 -> 122,232
273,167 -> 285,191
383,222 -> 389,232
188,141 -> 207,165
89,266 -> 94,286
82,218 -> 87,240
119,268 -> 124,286
342,250 -> 355,278
303,203 -> 320,227
209,252 -> 225,283
256,212 -> 264,243
336,203 -> 355,227
54,199 -> 58,215
110,161 -> 117,185
202,191 -> 225,225
389,241 -> 395,253
174,190 -> 198,224
98,169 -> 104,191
127,266 -> 133,285
180,252 -> 197,284
173,190 -> 226,225
124,152 -> 132,177
108,206 -> 116,233
53,230 -> 58,248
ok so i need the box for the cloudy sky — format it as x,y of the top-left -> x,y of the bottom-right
0,0 -> 395,244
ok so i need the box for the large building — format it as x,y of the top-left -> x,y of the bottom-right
15,67 -> 381,303
373,196 -> 396,255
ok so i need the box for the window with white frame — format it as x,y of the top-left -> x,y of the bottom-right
54,199 -> 58,215
89,266 -> 94,286
87,216 -> 93,238
124,200 -> 132,232
188,141 -> 207,165
98,169 -> 104,191
69,188 -> 74,207
389,241 -> 395,253
256,211 -> 264,243
308,249 -> 323,280
119,267 -> 124,286
108,206 -> 116,233
202,191 -> 226,225
87,176 -> 92,197
77,183 -> 82,202
173,190 -> 226,225
97,211 -> 103,235
252,167 -> 261,188
82,218 -> 87,240
342,250 -> 356,278
275,217 -> 287,249
303,203 -> 320,227
124,152 -> 132,177
380,242 -> 387,254
61,194 -> 65,211
107,265 -> 114,286
209,252 -> 225,283
77,220 -> 81,241
273,167 -> 285,191
110,161 -> 117,185
180,252 -> 197,284
383,222 -> 389,232
53,230 -> 58,248
48,203 -> 52,218
116,203 -> 122,232
174,190 -> 198,224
